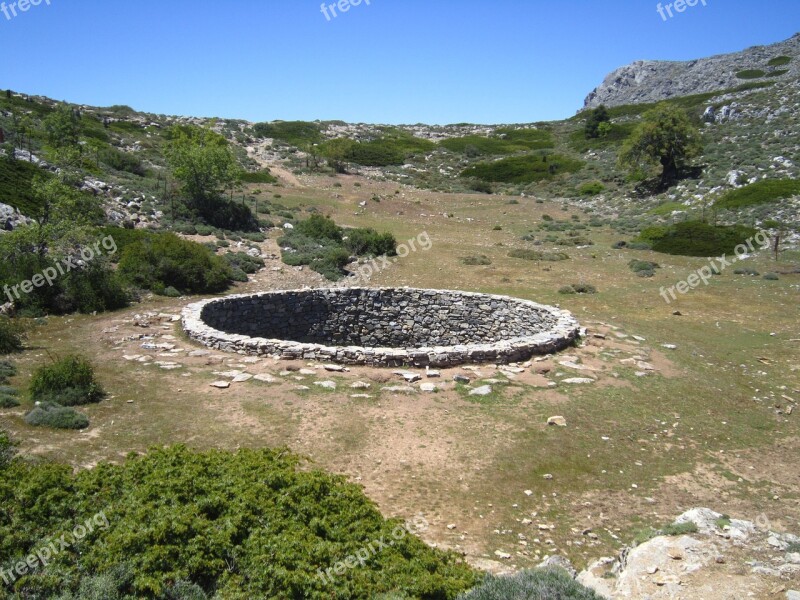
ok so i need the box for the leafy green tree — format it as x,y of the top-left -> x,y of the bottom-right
43,104 -> 81,149
584,105 -> 609,139
618,104 -> 703,187
166,125 -> 240,204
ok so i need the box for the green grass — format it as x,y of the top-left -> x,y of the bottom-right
648,201 -> 686,216
736,69 -> 767,80
0,158 -> 49,215
461,154 -> 583,184
715,178 -> 800,209
767,56 -> 792,67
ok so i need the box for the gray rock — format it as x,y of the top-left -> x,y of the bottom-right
469,385 -> 492,397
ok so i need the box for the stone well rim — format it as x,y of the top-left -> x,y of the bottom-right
181,287 -> 581,367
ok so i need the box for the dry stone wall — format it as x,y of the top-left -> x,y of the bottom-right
182,288 -> 580,367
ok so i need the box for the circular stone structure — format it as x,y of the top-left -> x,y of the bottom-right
182,288 -> 581,368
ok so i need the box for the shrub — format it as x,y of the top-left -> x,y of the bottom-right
461,154 -> 583,184
24,402 -> 90,430
508,250 -> 570,262
768,56 -> 792,67
461,255 -> 492,266
661,522 -> 699,536
733,268 -> 760,276
118,233 -> 232,294
30,355 -> 105,406
458,568 -> 602,600
224,252 -> 265,275
344,229 -> 398,256
558,286 -> 576,295
0,317 -> 25,354
0,446 -> 478,597
716,179 -> 800,209
0,360 -> 17,382
560,284 -> 597,294
296,214 -> 343,242
638,221 -> 757,257
626,242 -> 652,251
578,182 -> 605,196
629,259 -> 660,278
763,273 -> 780,281
0,394 -> 19,408
736,69 -> 766,80
239,170 -> 278,184
161,286 -> 182,298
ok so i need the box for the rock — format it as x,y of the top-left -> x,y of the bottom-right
786,591 -> 800,600
314,381 -> 337,390
381,386 -> 417,394
547,416 -> 567,427
447,524 -> 457,530
395,371 -> 422,383
299,368 -> 317,376
350,394 -> 373,399
662,344 -> 678,350
420,383 -> 438,393
494,550 -> 512,560
562,378 -> 595,385
351,381 -> 371,389
469,385 -> 492,396
537,555 -> 577,578
454,375 -> 471,384
324,364 -> 348,372
210,381 -> 230,389
253,374 -> 277,384
232,374 -> 253,383
543,474 -> 553,480
426,369 -> 441,378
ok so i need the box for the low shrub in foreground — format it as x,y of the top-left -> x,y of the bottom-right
715,178 -> 800,209
0,445 -> 478,598
24,402 -> 90,430
508,250 -> 570,262
458,568 -> 602,600
29,355 -> 105,406
0,317 -> 26,354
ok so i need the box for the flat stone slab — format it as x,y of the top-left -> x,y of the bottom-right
469,385 -> 493,396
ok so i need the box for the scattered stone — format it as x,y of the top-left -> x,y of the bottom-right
562,378 -> 595,385
426,369 -> 441,378
395,371 -> 422,383
210,381 -> 230,389
538,555 -> 577,578
299,368 -> 317,376
543,474 -> 553,480
253,374 -> 278,384
232,374 -> 253,383
469,385 -> 493,397
314,381 -> 337,390
547,416 -> 567,427
494,550 -> 512,560
324,364 -> 349,372
420,383 -> 438,393
454,375 -> 471,384
351,381 -> 371,389
447,524 -> 457,530
662,344 -> 678,350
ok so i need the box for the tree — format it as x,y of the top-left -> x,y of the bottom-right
320,137 -> 356,173
618,103 -> 702,187
166,125 -> 240,204
585,105 -> 609,139
43,104 -> 81,149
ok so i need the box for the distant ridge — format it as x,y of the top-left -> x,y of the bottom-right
584,32 -> 800,109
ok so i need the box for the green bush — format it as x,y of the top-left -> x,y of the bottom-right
24,402 -> 90,430
441,129 -> 553,155
661,522 -> 699,536
0,395 -> 19,408
0,317 -> 25,354
763,273 -> 780,281
296,214 -> 343,242
224,252 -> 265,275
161,286 -> 182,298
252,121 -> 323,146
638,221 -> 758,257
239,170 -> 277,184
30,355 -> 105,406
458,568 -> 602,600
736,69 -> 766,80
734,268 -> 760,276
118,232 -> 232,294
0,446 -> 477,598
344,229 -> 397,256
0,360 -> 17,382
578,182 -> 605,196
462,154 -> 583,184
461,255 -> 492,266
508,250 -> 570,261
559,284 -> 597,295
716,179 -> 800,209
768,56 -> 792,67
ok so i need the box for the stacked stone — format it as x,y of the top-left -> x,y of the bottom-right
182,287 -> 580,368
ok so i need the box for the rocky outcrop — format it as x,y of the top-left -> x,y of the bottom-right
584,33 -> 800,109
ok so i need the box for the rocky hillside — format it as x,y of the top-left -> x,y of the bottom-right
584,32 -> 800,108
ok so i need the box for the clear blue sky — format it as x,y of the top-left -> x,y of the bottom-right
0,0 -> 797,124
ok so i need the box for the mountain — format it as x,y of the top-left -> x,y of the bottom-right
584,32 -> 800,108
